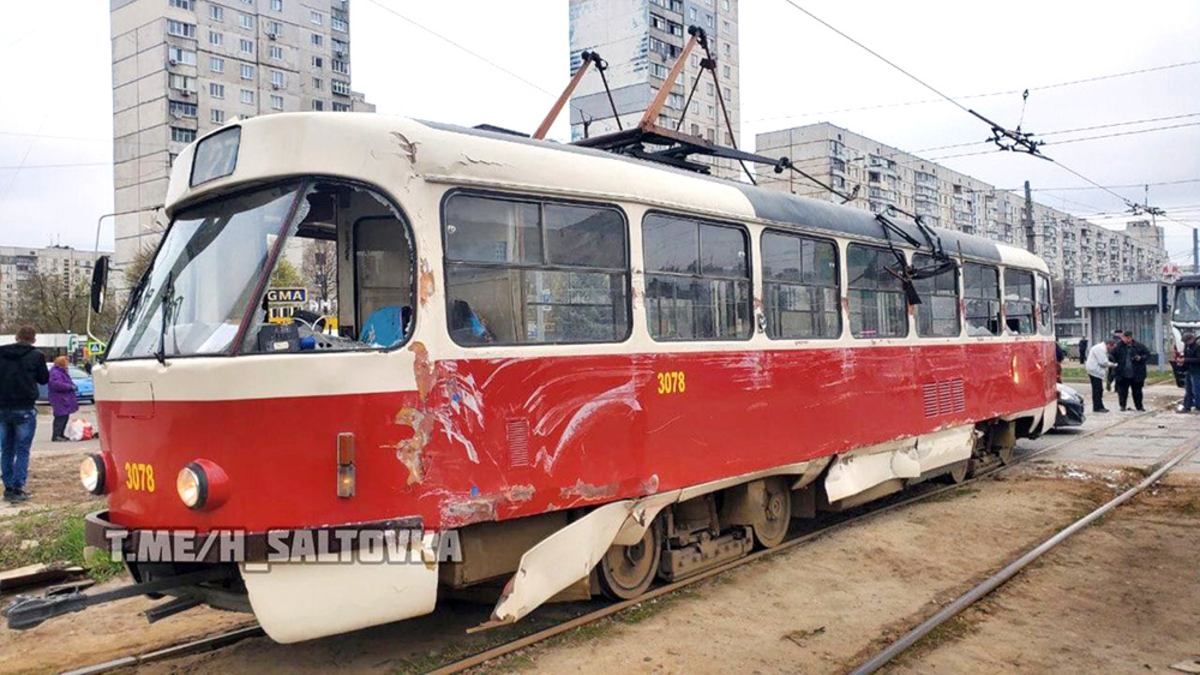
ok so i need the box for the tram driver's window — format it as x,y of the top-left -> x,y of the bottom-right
846,243 -> 907,338
249,181 -> 414,354
643,214 -> 751,341
443,193 -> 630,345
1004,268 -> 1036,335
964,262 -> 1001,336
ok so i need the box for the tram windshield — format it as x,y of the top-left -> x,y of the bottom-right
107,179 -> 415,360
1175,285 -> 1200,323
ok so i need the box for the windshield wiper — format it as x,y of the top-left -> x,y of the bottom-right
155,270 -> 174,365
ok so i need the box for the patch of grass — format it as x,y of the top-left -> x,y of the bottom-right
0,506 -> 125,582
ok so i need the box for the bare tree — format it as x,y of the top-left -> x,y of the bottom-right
13,271 -> 89,334
301,239 -> 338,314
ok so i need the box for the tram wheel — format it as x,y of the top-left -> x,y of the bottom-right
942,460 -> 970,484
997,444 -> 1015,466
597,520 -> 662,600
751,477 -> 791,549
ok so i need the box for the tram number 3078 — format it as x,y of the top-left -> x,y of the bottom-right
656,371 -> 687,395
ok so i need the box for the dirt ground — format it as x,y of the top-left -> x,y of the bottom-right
887,474 -> 1200,675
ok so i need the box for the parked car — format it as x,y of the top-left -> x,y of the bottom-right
1054,383 -> 1085,428
36,364 -> 94,405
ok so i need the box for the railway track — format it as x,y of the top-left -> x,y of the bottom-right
60,408 -> 1169,675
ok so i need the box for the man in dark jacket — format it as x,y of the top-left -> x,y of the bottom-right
1181,333 -> 1200,413
1078,337 -> 1089,364
1111,331 -> 1151,412
0,326 -> 48,503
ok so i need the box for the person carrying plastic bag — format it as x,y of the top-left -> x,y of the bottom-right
48,355 -> 79,442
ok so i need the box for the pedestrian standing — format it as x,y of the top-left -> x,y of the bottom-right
1078,337 -> 1089,365
1105,329 -> 1123,391
0,326 -> 49,503
48,356 -> 79,442
1111,331 -> 1150,412
1181,333 -> 1200,413
1085,338 -> 1116,413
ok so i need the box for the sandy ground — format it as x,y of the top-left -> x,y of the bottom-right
888,474 -> 1200,675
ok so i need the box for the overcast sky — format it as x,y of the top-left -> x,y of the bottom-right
1,0 -> 1197,265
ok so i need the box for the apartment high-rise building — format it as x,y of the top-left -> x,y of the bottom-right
755,122 -> 1166,285
109,0 -> 374,279
0,245 -> 111,325
568,0 -> 741,178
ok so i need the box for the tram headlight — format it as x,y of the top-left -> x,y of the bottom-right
80,454 -> 106,495
177,463 -> 207,509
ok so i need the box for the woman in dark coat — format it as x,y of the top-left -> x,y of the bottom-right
48,356 -> 79,441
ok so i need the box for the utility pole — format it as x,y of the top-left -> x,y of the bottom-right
1193,227 -> 1198,274
1022,180 -> 1036,253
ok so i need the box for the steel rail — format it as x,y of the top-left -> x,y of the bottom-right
56,407 -> 1163,675
850,435 -> 1200,675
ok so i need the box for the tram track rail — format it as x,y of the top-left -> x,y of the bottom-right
59,407 -> 1167,675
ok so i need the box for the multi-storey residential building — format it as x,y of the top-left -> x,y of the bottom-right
0,246 -> 111,324
755,123 -> 1165,285
568,0 -> 741,178
109,0 -> 373,281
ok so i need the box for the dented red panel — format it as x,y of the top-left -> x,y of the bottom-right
97,341 -> 1055,532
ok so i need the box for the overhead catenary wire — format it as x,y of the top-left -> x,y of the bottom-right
363,0 -> 556,98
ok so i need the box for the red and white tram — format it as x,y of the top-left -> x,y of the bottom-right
31,114 -> 1057,641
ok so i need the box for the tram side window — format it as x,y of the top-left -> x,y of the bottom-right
761,230 -> 840,339
643,214 -> 751,341
1004,268 -> 1036,335
913,254 -> 960,337
443,193 -> 630,345
1036,273 -> 1054,336
846,243 -> 907,338
963,262 -> 1001,336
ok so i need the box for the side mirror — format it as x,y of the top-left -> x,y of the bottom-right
90,256 -> 109,314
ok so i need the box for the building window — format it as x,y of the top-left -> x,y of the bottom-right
724,42 -> 731,56
210,82 -> 225,98
963,262 -> 1001,336
269,45 -> 283,59
722,64 -> 730,78
331,15 -> 347,32
705,82 -> 714,96
168,73 -> 196,91
1004,268 -> 1035,334
271,0 -> 283,10
332,39 -> 348,56
650,62 -> 667,79
331,79 -> 350,96
168,46 -> 196,65
331,59 -> 348,74
241,63 -> 255,80
312,76 -> 322,89
310,10 -> 323,24
240,89 -> 255,104
267,20 -> 283,36
168,100 -> 198,118
170,127 -> 196,143
443,193 -> 630,346
240,13 -> 254,29
210,56 -> 224,72
723,86 -> 731,100
644,214 -> 751,341
312,55 -> 323,68
166,20 -> 196,38
312,99 -> 324,110
762,231 -> 840,339
270,70 -> 284,87
211,109 -> 225,124
332,101 -> 349,111
723,0 -> 730,9
689,7 -> 697,19
169,0 -> 192,9
270,94 -> 284,110
209,4 -> 223,21
209,30 -> 223,46
239,38 -> 254,54
847,243 -> 908,338
667,92 -> 684,109
913,254 -> 960,337
311,33 -> 323,47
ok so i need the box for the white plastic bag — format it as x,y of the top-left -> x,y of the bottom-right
66,419 -> 86,441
